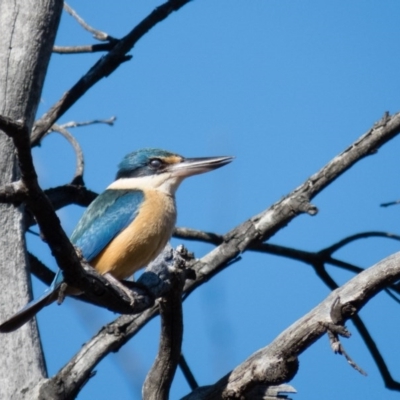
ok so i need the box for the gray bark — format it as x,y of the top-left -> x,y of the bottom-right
0,1 -> 63,399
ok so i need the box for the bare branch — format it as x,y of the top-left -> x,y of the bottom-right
53,43 -> 115,54
179,354 -> 199,391
63,2 -> 115,41
48,125 -> 85,184
37,246 -> 191,399
43,184 -> 97,212
182,252 -> 400,399
325,326 -> 367,376
0,116 -> 157,315
381,199 -> 400,207
28,253 -> 55,286
143,251 -> 186,399
32,0 -> 193,146
33,114 -> 400,396
310,262 -> 400,391
320,231 -> 400,256
22,184 -> 97,229
186,111 -> 400,297
57,116 -> 116,130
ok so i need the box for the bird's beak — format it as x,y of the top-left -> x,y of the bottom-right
167,155 -> 234,178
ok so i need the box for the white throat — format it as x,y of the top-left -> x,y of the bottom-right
107,173 -> 184,195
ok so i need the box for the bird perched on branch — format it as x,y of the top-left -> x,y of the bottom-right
0,148 -> 233,332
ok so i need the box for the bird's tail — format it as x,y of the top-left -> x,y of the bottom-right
0,287 -> 59,333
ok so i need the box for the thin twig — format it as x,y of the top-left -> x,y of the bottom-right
325,327 -> 367,376
320,231 -> 400,256
174,227 -> 400,294
63,2 -> 115,41
28,253 -> 55,286
57,116 -> 116,130
49,125 -> 85,184
179,354 -> 199,391
314,263 -> 400,390
381,199 -> 400,207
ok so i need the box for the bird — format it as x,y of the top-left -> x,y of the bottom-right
0,148 -> 233,332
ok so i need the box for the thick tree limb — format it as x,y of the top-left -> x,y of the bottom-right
187,111 -> 400,295
31,0 -> 192,146
142,252 -> 186,400
34,111 -> 400,397
182,252 -> 400,399
36,246 -> 191,400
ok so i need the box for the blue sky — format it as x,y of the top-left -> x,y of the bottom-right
26,1 -> 400,399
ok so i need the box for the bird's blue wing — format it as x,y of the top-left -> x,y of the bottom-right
70,189 -> 144,261
0,189 -> 144,332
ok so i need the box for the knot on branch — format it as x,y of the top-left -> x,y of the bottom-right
224,355 -> 299,399
294,193 -> 318,216
330,296 -> 357,325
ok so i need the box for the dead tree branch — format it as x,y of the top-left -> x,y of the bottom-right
37,246 -> 192,399
63,2 -> 115,41
47,125 -> 85,184
57,116 -> 116,129
53,43 -> 116,54
182,251 -> 400,399
32,0 -> 192,146
186,111 -> 400,296
142,251 -> 186,400
0,115 -> 157,315
29,113 -> 400,397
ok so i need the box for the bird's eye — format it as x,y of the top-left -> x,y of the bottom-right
149,159 -> 162,169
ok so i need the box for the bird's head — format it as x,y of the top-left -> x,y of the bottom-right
110,148 -> 233,194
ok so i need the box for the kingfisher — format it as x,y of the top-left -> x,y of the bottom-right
0,148 -> 233,332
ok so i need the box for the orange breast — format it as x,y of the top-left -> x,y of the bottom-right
91,190 -> 176,280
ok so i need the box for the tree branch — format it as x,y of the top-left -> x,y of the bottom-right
47,125 -> 85,184
0,116 -> 159,315
43,184 -> 97,212
56,116 -> 116,129
142,253 -> 186,399
32,0 -> 192,146
53,43 -> 116,54
182,252 -> 400,399
37,246 -> 192,399
63,2 -> 116,42
29,111 -> 400,397
186,111 -> 400,296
